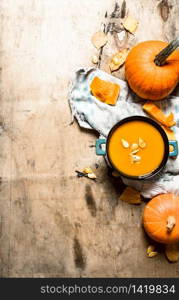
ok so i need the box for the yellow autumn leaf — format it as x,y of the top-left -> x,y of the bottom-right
123,15 -> 138,34
91,31 -> 108,50
109,49 -> 128,72
119,186 -> 141,204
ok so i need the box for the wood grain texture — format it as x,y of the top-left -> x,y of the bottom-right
0,0 -> 179,278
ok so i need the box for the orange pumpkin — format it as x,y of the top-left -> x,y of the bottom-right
125,37 -> 179,100
143,193 -> 179,244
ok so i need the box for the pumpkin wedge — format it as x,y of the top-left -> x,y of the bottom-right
143,102 -> 176,127
90,77 -> 120,105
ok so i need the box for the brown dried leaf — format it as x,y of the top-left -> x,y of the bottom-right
123,15 -> 138,33
165,244 -> 179,263
119,187 -> 141,204
109,49 -> 128,71
91,31 -> 108,50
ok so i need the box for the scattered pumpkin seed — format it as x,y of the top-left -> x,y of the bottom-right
131,149 -> 139,154
121,138 -> 129,148
131,154 -> 141,162
147,245 -> 155,255
131,143 -> 138,151
91,55 -> 98,64
148,251 -> 158,258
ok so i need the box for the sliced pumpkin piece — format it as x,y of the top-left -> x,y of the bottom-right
119,186 -> 141,204
143,102 -> 176,127
90,77 -> 120,105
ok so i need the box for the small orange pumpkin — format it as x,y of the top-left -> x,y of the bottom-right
143,193 -> 179,244
125,37 -> 179,100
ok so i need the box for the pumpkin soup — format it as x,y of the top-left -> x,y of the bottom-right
108,120 -> 165,177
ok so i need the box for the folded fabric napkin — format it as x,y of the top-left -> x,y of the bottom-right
69,68 -> 179,198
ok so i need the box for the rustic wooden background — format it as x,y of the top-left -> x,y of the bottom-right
0,0 -> 179,277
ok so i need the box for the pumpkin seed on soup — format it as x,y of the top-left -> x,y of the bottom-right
131,143 -> 138,150
121,138 -> 129,148
139,137 -> 147,148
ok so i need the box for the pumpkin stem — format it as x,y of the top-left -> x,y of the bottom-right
154,36 -> 179,66
166,216 -> 176,232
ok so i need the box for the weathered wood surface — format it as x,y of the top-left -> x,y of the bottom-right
0,0 -> 179,277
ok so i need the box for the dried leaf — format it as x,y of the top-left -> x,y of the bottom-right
119,187 -> 141,204
109,49 -> 128,72
165,244 -> 179,263
158,0 -> 170,22
121,0 -> 126,18
91,31 -> 108,50
123,15 -> 138,33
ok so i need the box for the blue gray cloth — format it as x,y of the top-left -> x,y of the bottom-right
69,68 -> 179,198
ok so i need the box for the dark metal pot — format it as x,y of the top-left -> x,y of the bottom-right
96,116 -> 178,180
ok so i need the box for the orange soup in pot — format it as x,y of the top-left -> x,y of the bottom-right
108,120 -> 165,177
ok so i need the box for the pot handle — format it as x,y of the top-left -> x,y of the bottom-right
169,140 -> 178,157
96,139 -> 106,155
